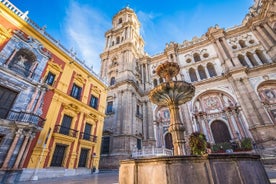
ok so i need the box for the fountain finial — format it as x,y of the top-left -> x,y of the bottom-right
156,62 -> 180,82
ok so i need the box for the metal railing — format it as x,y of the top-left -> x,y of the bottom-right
0,108 -> 45,127
79,132 -> 97,143
131,147 -> 173,158
54,125 -> 78,138
7,63 -> 40,79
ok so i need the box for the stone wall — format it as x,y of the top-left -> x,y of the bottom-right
119,154 -> 270,184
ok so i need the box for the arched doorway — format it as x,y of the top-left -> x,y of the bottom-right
164,133 -> 173,149
211,120 -> 231,143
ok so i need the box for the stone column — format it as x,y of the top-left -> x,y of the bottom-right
225,111 -> 237,138
204,67 -> 210,78
203,115 -> 212,142
252,29 -> 270,50
115,91 -> 123,134
263,23 -> 276,41
19,133 -> 35,168
168,105 -> 186,155
241,78 -> 272,125
13,131 -> 31,169
256,26 -> 274,48
215,39 -> 233,69
1,128 -> 23,168
253,53 -> 263,65
221,38 -> 241,67
227,77 -> 255,128
244,56 -> 253,68
195,70 -> 200,81
232,111 -> 245,138
27,88 -> 38,111
147,101 -> 155,140
5,48 -> 18,66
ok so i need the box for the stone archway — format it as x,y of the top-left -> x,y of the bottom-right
165,132 -> 173,149
211,120 -> 231,143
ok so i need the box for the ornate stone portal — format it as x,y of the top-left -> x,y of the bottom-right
148,62 -> 195,155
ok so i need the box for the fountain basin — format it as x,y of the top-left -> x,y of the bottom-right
119,154 -> 270,184
148,81 -> 195,106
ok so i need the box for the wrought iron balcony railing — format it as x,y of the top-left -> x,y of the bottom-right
54,125 -> 78,138
79,132 -> 97,143
0,108 -> 45,127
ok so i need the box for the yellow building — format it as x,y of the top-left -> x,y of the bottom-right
0,0 -> 107,181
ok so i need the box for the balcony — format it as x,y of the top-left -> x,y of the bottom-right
79,132 -> 97,143
0,108 -> 45,127
54,125 -> 78,138
7,63 -> 40,79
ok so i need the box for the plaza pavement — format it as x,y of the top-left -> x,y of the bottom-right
18,166 -> 276,184
19,171 -> 119,184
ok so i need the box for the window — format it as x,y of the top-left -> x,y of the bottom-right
0,135 -> 4,145
159,78 -> 164,83
78,148 -> 89,167
50,144 -> 67,167
153,79 -> 157,87
45,71 -> 55,86
207,63 -> 217,77
116,37 -> 120,44
198,65 -> 207,80
189,68 -> 198,82
101,137 -> 110,154
110,77 -> 115,86
238,54 -> 248,67
0,86 -> 18,119
136,105 -> 140,115
193,53 -> 201,62
255,49 -> 268,64
137,139 -> 141,150
106,101 -> 113,114
70,83 -> 82,100
246,52 -> 258,66
60,115 -> 72,135
90,95 -> 98,109
83,123 -> 92,141
239,40 -> 246,48
118,18 -> 122,24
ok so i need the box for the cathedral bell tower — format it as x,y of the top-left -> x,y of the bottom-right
99,7 -> 155,169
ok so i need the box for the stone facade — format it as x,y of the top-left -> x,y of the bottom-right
0,0 -> 107,182
100,0 -> 276,169
0,5 -> 48,183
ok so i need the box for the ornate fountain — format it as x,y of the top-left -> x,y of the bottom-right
148,62 -> 195,155
119,62 -> 270,184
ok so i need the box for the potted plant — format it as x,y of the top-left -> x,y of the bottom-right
189,132 -> 207,156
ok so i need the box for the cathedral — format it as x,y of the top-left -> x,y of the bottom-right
99,0 -> 276,169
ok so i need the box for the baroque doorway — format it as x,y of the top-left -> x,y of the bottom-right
211,120 -> 231,143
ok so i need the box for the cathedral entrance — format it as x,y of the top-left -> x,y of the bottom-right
211,120 -> 231,143
165,133 -> 173,149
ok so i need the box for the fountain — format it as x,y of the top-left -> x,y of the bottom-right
148,61 -> 195,155
119,62 -> 270,184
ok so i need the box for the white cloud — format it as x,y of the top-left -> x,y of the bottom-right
63,1 -> 110,74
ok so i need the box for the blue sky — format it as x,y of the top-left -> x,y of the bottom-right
9,0 -> 253,74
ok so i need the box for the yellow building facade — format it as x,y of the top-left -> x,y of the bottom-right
0,0 -> 107,181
